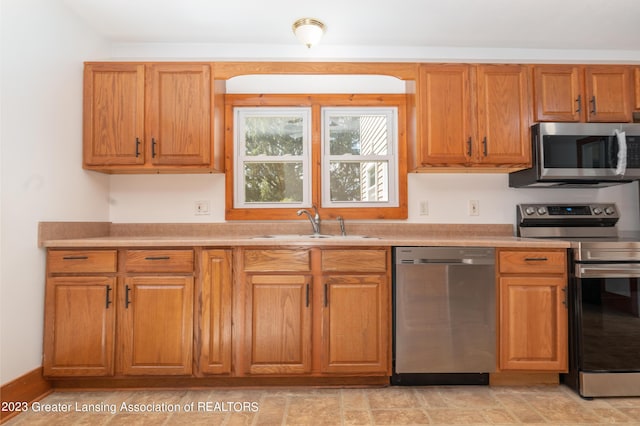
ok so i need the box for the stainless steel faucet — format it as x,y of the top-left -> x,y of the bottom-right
337,216 -> 347,236
297,205 -> 321,235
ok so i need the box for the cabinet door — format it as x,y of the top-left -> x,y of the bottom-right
321,275 -> 390,374
197,250 -> 232,375
584,66 -> 632,122
146,63 -> 212,166
499,276 -> 568,371
634,67 -> 640,111
43,276 -> 116,377
476,65 -> 531,165
245,274 -> 312,375
533,65 -> 583,122
83,63 -> 145,166
418,64 -> 474,165
120,276 -> 193,375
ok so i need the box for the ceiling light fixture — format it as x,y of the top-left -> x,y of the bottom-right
292,18 -> 325,48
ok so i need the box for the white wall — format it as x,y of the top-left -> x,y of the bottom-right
0,0 -> 111,384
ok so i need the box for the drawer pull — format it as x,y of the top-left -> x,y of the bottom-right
144,256 -> 171,261
105,286 -> 112,309
524,257 -> 548,262
62,255 -> 89,260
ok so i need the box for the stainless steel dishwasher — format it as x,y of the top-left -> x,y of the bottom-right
392,247 -> 496,385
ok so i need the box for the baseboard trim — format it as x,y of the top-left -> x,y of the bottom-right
490,372 -> 559,386
1,367 -> 52,423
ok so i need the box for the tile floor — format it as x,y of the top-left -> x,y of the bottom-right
4,385 -> 640,425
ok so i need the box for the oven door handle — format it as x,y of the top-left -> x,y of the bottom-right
576,263 -> 640,278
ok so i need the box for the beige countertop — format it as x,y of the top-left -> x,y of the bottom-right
39,222 -> 571,249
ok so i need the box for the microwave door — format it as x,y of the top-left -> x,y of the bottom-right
540,134 -> 621,180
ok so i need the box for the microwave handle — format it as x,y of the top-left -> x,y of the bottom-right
615,129 -> 627,176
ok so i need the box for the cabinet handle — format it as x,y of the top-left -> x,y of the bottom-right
482,137 -> 488,157
524,257 -> 548,262
125,284 -> 131,308
135,137 -> 141,157
144,256 -> 170,261
590,96 -> 597,115
305,283 -> 310,307
105,285 -> 112,309
152,138 -> 157,158
562,286 -> 568,307
62,255 -> 89,260
466,137 -> 472,157
324,283 -> 328,307
575,95 -> 582,113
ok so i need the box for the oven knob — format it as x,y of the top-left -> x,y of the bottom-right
525,206 -> 536,215
604,206 -> 616,215
592,207 -> 602,215
536,207 -> 547,215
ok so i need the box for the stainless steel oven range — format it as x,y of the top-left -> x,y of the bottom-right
517,203 -> 640,398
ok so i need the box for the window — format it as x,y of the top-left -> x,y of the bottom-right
322,108 -> 398,208
234,108 -> 311,209
225,94 -> 407,220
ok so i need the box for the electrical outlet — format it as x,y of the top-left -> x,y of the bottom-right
419,200 -> 429,216
194,200 -> 210,215
469,200 -> 479,216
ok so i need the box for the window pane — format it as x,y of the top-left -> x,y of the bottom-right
244,162 -> 304,203
328,115 -> 388,155
329,161 -> 389,202
244,116 -> 304,156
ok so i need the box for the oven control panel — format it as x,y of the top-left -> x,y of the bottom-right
518,203 -> 618,219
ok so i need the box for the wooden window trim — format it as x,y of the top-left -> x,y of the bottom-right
224,94 -> 408,220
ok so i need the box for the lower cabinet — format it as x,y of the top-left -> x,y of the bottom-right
43,276 -> 116,377
119,275 -> 193,375
43,248 -> 196,378
497,249 -> 568,372
197,249 -> 232,375
322,274 -> 388,374
244,274 -> 313,375
239,247 -> 391,377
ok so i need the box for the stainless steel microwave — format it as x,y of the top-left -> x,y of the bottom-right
509,122 -> 640,188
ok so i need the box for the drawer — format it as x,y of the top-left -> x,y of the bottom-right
48,250 -> 117,274
243,249 -> 311,272
322,249 -> 387,273
125,250 -> 194,273
499,250 -> 566,274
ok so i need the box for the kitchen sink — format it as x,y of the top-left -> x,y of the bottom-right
250,234 -> 379,240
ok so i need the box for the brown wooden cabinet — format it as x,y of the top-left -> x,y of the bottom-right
634,67 -> 640,111
497,249 -> 568,372
320,249 -> 389,374
43,248 -> 195,378
532,65 -> 632,122
237,247 -> 391,377
43,250 -> 118,377
83,62 -> 223,173
197,249 -> 232,375
415,64 -> 530,170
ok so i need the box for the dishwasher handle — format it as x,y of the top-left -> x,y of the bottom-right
405,258 -> 494,265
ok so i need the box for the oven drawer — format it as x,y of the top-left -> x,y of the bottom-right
499,250 -> 566,274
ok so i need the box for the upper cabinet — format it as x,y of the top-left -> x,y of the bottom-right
83,62 -> 224,173
413,64 -> 531,171
634,67 -> 640,111
533,65 -> 632,123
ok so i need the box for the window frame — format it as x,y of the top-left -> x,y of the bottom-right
321,107 -> 399,208
224,94 -> 408,220
234,107 -> 312,209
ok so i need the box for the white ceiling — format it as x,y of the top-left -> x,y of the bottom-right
62,0 -> 640,52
